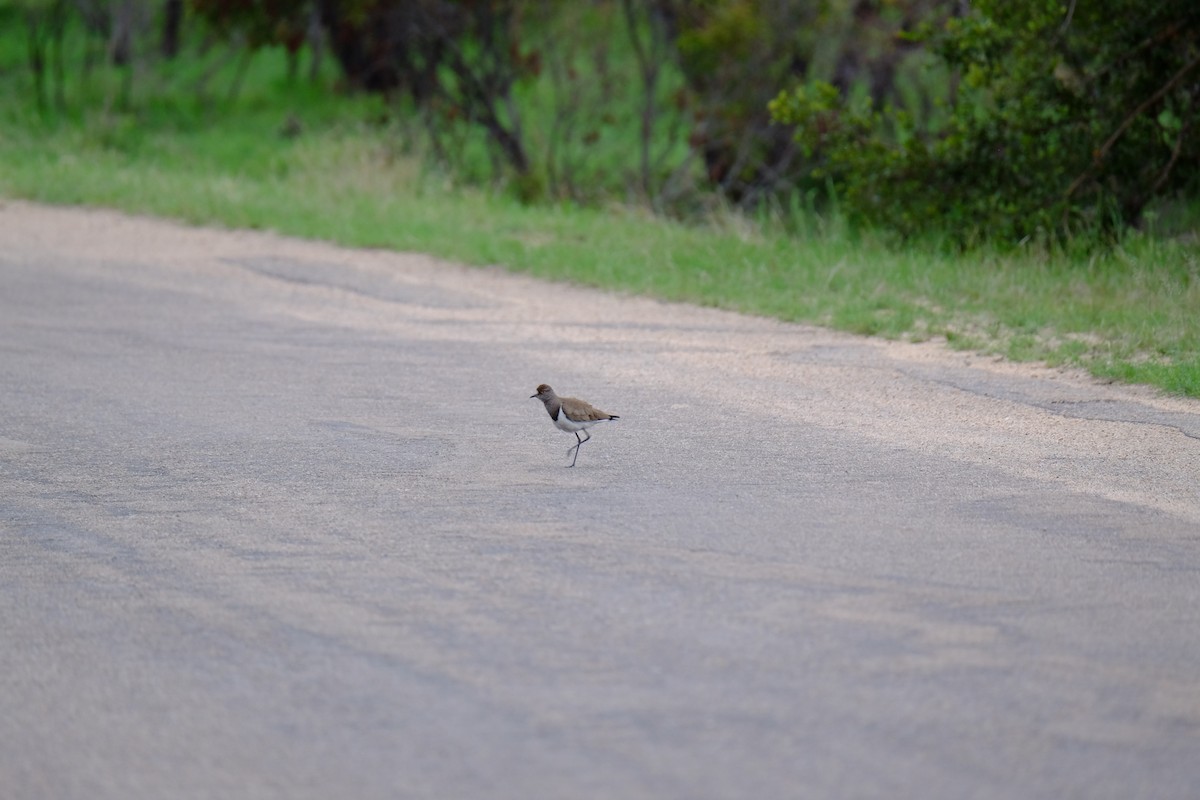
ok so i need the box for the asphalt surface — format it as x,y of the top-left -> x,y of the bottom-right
2,201 -> 1199,799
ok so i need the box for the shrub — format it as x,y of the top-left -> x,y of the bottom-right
770,0 -> 1200,246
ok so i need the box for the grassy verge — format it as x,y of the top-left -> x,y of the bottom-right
1,44 -> 1198,396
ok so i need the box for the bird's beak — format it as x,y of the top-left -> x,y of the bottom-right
530,394 -> 537,399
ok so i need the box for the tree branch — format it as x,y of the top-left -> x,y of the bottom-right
1065,49 -> 1200,199
1148,119 -> 1191,200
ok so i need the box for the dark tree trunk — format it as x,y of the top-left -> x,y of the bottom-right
161,0 -> 183,59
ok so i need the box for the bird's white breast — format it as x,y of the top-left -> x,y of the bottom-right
553,409 -> 602,433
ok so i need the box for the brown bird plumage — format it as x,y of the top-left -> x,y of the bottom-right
530,384 -> 619,467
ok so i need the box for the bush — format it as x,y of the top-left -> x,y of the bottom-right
770,0 -> 1200,246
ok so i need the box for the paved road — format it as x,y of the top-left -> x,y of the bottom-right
2,202 -> 1199,799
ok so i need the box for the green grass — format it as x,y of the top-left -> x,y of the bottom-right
2,30 -> 1199,397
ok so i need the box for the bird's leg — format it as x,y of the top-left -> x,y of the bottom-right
565,429 -> 592,456
566,429 -> 590,467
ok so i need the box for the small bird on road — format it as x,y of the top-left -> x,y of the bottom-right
531,384 -> 619,467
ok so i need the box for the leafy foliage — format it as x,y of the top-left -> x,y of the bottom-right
668,0 -> 942,208
9,0 -> 1200,245
316,0 -> 540,183
771,0 -> 1200,245
190,0 -> 311,52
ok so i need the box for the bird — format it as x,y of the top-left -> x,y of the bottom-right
530,384 -> 619,467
